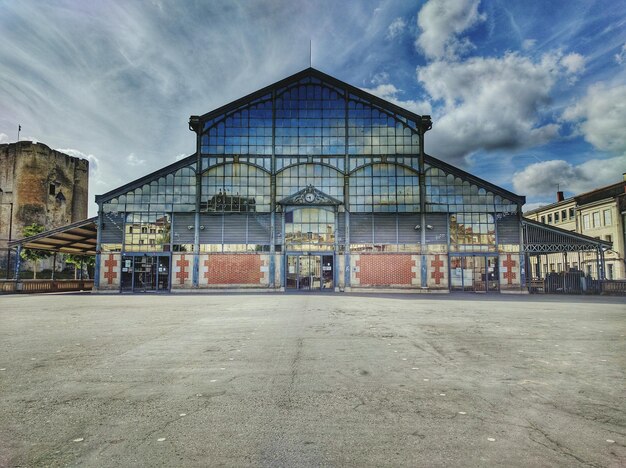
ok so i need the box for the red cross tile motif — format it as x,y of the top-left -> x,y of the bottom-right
176,255 -> 189,284
503,254 -> 516,285
103,254 -> 118,285
430,255 -> 444,285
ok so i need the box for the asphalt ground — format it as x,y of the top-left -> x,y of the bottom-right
0,293 -> 624,467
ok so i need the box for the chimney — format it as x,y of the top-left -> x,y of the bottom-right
557,191 -> 564,202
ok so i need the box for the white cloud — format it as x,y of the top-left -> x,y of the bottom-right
57,148 -> 100,176
417,52 -> 575,161
415,0 -> 486,59
561,53 -> 585,75
522,39 -> 537,51
615,43 -> 626,64
126,153 -> 146,167
562,83 -> 626,153
175,153 -> 189,161
387,17 -> 406,39
0,133 -> 8,144
522,201 -> 550,212
513,154 -> 626,196
361,83 -> 432,116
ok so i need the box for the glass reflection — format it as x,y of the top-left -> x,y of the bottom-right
285,208 -> 335,250
201,163 -> 270,212
349,163 -> 419,212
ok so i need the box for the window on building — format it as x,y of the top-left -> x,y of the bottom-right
540,216 -> 545,223
549,263 -> 555,272
449,213 -> 495,251
203,163 -> 271,212
606,234 -> 612,243
607,264 -> 614,280
557,263 -> 562,272
592,211 -> 600,228
561,210 -> 566,221
350,163 -> 419,212
569,208 -> 575,219
284,207 -> 335,251
124,213 -> 171,252
583,214 -> 590,229
603,209 -> 612,226
554,212 -> 560,222
49,184 -> 56,195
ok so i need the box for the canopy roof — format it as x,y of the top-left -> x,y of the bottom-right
9,217 -> 97,255
522,218 -> 612,253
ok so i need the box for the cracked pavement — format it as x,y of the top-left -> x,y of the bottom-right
0,293 -> 624,467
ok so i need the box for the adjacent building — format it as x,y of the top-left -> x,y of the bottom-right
0,141 -> 89,274
524,178 -> 626,280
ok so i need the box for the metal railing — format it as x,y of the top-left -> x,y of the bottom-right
0,280 -> 94,294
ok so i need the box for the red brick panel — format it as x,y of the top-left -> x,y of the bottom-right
204,254 -> 263,285
176,255 -> 190,285
356,254 -> 415,286
104,254 -> 118,285
430,254 -> 445,285
503,254 -> 517,285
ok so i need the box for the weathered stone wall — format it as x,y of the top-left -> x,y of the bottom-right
0,141 -> 89,273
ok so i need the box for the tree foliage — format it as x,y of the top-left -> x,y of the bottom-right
19,223 -> 51,279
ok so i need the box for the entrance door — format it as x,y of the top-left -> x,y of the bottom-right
286,254 -> 333,291
449,255 -> 499,293
120,255 -> 170,292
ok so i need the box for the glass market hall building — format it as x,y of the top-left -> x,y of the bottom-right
95,68 -> 525,293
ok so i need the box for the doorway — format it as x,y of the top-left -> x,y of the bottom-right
286,254 -> 333,291
449,255 -> 499,292
120,254 -> 170,292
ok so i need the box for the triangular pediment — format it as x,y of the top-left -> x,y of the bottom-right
278,185 -> 342,206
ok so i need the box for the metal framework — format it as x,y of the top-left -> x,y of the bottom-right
522,218 -> 611,253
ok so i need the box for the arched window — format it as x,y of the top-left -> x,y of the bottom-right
201,163 -> 270,212
276,163 -> 343,202
349,163 -> 419,212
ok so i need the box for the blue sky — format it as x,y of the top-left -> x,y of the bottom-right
1,0 -> 625,215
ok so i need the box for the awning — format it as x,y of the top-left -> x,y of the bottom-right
8,217 -> 97,255
522,218 -> 612,253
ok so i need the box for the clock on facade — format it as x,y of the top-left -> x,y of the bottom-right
304,192 -> 316,203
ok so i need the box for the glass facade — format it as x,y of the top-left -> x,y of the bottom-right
96,69 -> 524,291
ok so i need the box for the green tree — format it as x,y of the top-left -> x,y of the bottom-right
20,223 -> 51,279
63,254 -> 95,279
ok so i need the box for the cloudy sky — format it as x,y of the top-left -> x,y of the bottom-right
1,0 -> 625,215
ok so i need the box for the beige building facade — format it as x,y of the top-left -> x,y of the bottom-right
524,176 -> 626,280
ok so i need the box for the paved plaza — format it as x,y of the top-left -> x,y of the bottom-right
0,293 -> 624,467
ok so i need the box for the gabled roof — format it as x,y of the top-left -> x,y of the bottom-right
189,67 -> 428,132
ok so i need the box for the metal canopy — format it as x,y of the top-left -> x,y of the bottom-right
522,218 -> 612,253
9,217 -> 98,255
